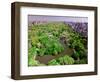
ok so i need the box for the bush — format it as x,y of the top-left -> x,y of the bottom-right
74,58 -> 87,64
48,59 -> 60,65
48,55 -> 75,65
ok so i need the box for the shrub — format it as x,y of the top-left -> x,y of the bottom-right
74,58 -> 87,64
48,59 -> 60,65
48,55 -> 75,65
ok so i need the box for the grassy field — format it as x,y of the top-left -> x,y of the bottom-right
28,22 -> 87,66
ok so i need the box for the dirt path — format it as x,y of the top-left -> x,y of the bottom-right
36,48 -> 73,64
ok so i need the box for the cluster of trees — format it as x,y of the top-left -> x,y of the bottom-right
28,22 -> 87,66
65,22 -> 88,37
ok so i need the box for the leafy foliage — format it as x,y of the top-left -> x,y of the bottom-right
48,59 -> 60,65
74,58 -> 87,64
48,55 -> 75,65
67,28 -> 87,61
28,22 -> 87,66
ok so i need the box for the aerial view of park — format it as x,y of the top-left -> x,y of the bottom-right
28,15 -> 88,66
